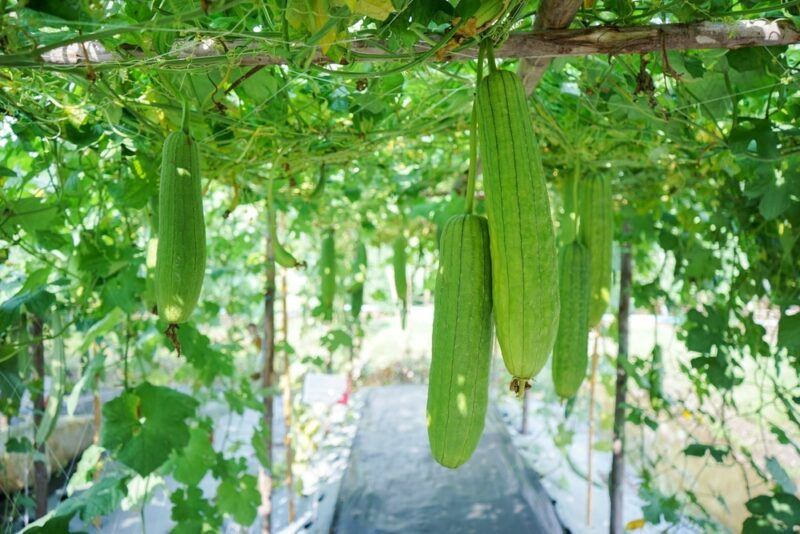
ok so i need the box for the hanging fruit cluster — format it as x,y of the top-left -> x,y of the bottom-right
427,43 -> 614,468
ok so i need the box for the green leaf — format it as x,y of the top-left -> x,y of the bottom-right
321,328 -> 353,351
63,122 -> 103,147
729,119 -> 779,160
79,308 -> 126,352
743,492 -> 800,533
453,0 -> 480,19
640,487 -> 681,524
683,442 -> 731,462
0,287 -> 54,335
778,312 -> 800,353
59,473 -> 128,522
20,513 -> 77,533
251,423 -> 271,468
101,382 -> 198,476
727,48 -> 769,72
240,69 -> 279,102
606,0 -> 634,18
24,472 -> 129,531
759,180 -> 791,220
101,266 -> 145,314
769,424 -> 800,455
174,323 -> 235,384
171,485 -> 222,532
6,436 -> 34,453
124,0 -> 153,21
216,474 -> 260,525
25,0 -> 85,20
173,427 -> 217,486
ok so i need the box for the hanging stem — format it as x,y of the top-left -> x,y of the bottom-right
464,104 -> 479,214
486,41 -> 498,73
476,40 -> 486,83
464,43 -> 485,214
180,99 -> 190,134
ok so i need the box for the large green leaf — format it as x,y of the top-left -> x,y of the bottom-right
216,474 -> 260,526
102,382 -> 199,476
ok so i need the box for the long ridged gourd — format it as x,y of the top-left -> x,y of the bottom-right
350,242 -> 367,320
552,241 -> 591,399
155,130 -> 206,324
320,229 -> 336,321
476,69 -> 559,385
579,175 -> 613,327
427,214 -> 493,468
392,235 -> 408,327
273,230 -> 306,269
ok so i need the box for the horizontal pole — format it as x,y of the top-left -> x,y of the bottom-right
13,19 -> 800,70
490,19 -> 800,59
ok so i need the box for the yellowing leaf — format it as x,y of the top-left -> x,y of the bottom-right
349,0 -> 394,20
626,518 -> 646,530
285,0 -> 312,29
287,0 -> 338,54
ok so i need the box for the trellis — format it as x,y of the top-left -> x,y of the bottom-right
2,2 -> 798,533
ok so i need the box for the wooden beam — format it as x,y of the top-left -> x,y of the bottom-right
14,19 -> 800,70
496,19 -> 799,59
519,0 -> 583,94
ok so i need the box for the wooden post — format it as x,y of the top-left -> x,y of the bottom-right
280,268 -> 295,523
258,201 -> 277,534
93,370 -> 101,445
29,316 -> 48,519
609,241 -> 632,534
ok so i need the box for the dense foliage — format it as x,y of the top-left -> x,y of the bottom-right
1,0 -> 799,532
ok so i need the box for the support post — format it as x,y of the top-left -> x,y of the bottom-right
258,201 -> 277,534
29,316 -> 48,519
609,238 -> 632,534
